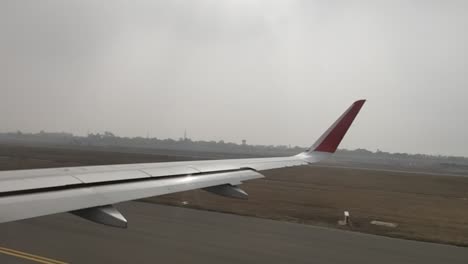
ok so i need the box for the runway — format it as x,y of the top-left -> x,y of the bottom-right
0,202 -> 467,264
312,163 -> 468,177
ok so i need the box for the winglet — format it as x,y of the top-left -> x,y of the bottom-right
306,100 -> 366,154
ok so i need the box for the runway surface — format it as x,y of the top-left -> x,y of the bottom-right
0,202 -> 467,264
312,164 -> 468,177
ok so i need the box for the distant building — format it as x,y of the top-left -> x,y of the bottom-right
242,139 -> 247,146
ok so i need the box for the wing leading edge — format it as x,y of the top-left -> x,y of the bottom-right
0,100 -> 365,227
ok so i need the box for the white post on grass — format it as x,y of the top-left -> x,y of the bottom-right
344,211 -> 350,225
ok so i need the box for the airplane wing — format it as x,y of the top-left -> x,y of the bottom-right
0,100 -> 365,227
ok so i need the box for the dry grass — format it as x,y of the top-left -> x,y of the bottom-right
147,166 -> 468,246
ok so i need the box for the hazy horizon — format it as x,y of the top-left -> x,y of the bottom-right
3,128 -> 468,158
2,1 -> 468,156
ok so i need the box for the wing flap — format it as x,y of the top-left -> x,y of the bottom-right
0,170 -> 264,224
141,165 -> 200,177
0,175 -> 82,193
242,158 -> 309,171
0,157 -> 301,194
75,170 -> 151,183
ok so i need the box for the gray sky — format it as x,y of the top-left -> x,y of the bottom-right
1,1 -> 468,156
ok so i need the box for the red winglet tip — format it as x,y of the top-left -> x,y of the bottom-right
355,99 -> 366,105
311,100 -> 366,153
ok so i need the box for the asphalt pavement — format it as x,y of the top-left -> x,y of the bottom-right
0,202 -> 467,264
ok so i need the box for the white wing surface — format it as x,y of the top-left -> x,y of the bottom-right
0,100 -> 365,227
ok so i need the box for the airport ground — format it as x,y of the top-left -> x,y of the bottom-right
0,144 -> 467,263
1,202 -> 468,264
151,164 -> 468,246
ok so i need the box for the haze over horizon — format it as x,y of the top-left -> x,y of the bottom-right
2,1 -> 468,156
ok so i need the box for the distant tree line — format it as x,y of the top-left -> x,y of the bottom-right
1,130 -> 468,165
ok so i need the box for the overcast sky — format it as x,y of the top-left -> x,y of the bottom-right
1,1 -> 468,156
